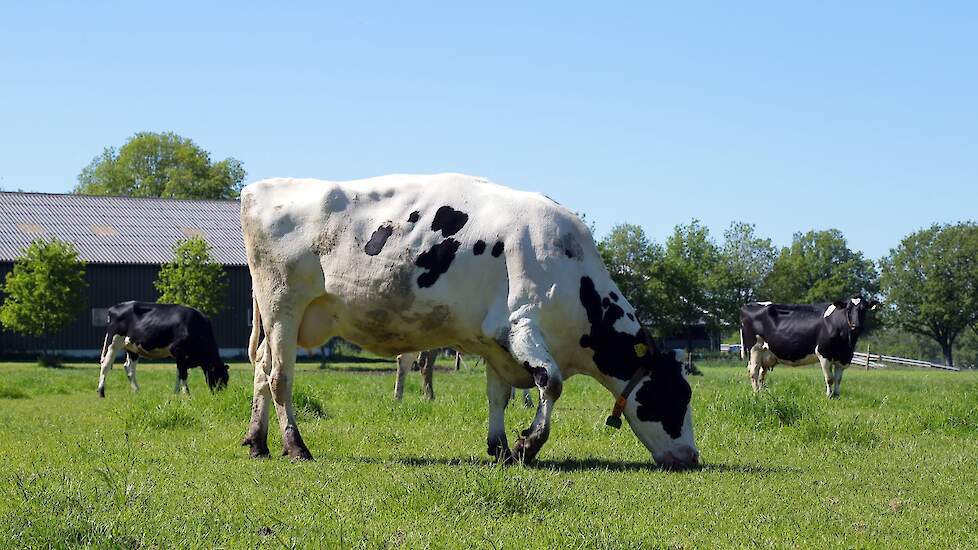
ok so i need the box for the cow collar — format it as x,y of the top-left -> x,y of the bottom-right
605,362 -> 651,429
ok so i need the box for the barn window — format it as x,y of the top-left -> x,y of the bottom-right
91,308 -> 109,327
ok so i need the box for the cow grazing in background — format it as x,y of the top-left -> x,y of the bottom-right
240,173 -> 698,468
98,301 -> 230,397
740,297 -> 879,398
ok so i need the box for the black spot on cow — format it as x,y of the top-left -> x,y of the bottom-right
415,239 -> 461,288
557,233 -> 583,260
431,205 -> 469,237
634,370 -> 691,439
364,224 -> 394,256
407,210 -> 420,223
602,297 -> 610,309
627,312 -> 635,321
491,241 -> 504,257
473,240 -> 486,255
610,292 -> 619,302
523,361 -> 549,389
578,276 -> 690,438
579,276 -> 636,381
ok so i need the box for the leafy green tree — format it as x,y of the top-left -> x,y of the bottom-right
0,238 -> 87,358
155,236 -> 228,316
598,224 -> 673,328
663,220 -> 720,345
710,222 -> 777,328
764,229 -> 878,304
879,223 -> 978,367
75,132 -> 246,199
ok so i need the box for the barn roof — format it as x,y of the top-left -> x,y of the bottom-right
0,191 -> 247,266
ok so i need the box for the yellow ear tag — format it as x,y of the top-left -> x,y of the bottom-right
634,343 -> 648,358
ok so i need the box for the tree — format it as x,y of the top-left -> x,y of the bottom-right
0,238 -> 87,359
155,236 -> 228,316
879,223 -> 978,367
764,229 -> 878,304
598,224 -> 673,328
710,222 -> 777,329
75,132 -> 246,199
663,220 -> 720,346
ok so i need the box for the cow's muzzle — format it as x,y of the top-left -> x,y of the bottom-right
653,445 -> 700,470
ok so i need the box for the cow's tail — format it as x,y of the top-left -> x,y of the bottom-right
248,294 -> 262,364
739,325 -> 746,361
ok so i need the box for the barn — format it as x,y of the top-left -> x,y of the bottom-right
0,191 -> 252,358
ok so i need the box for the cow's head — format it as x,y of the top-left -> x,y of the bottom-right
204,363 -> 230,391
836,296 -> 880,334
622,346 -> 699,470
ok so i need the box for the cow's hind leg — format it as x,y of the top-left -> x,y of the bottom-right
747,341 -> 765,392
268,317 -> 313,460
175,363 -> 191,396
242,340 -> 272,457
507,317 -> 563,464
486,367 -> 513,463
124,352 -> 139,393
97,335 -> 124,398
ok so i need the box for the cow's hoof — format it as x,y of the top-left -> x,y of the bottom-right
493,449 -> 514,465
241,437 -> 270,458
512,438 -> 539,465
283,447 -> 314,461
97,388 -> 105,398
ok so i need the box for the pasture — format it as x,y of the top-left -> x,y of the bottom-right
1,360 -> 976,548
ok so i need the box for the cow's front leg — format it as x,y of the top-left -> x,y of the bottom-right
831,364 -> 845,398
242,340 -> 272,458
124,352 -> 139,393
508,318 -> 563,464
486,367 -> 513,463
267,320 -> 313,460
819,356 -> 834,398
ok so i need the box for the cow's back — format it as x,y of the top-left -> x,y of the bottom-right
240,173 -> 616,362
741,303 -> 823,362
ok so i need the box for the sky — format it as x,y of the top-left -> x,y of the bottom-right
1,2 -> 976,260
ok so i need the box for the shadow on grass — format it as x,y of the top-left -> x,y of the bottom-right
343,454 -> 799,475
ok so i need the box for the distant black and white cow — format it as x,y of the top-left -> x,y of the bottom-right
740,297 -> 879,398
97,301 -> 230,397
241,173 -> 698,468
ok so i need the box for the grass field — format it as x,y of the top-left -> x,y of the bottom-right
1,358 -> 976,548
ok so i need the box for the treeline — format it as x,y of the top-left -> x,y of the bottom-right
596,221 -> 978,368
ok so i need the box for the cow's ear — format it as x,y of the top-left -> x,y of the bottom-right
833,300 -> 847,310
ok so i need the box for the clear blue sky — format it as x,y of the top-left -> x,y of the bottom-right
2,2 -> 976,260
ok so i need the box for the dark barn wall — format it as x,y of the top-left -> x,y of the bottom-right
0,263 -> 252,357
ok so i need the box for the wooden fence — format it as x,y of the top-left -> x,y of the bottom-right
851,351 -> 960,372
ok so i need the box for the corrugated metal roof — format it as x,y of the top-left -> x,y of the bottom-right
0,192 -> 247,266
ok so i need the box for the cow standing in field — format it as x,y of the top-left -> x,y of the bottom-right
740,298 -> 878,398
97,301 -> 230,397
393,351 -> 533,406
240,173 -> 698,468
394,350 -> 436,401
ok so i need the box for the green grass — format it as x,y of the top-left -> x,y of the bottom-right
0,359 -> 976,548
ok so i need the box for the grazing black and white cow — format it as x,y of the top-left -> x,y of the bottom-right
740,297 -> 879,398
98,301 -> 230,397
241,173 -> 698,468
